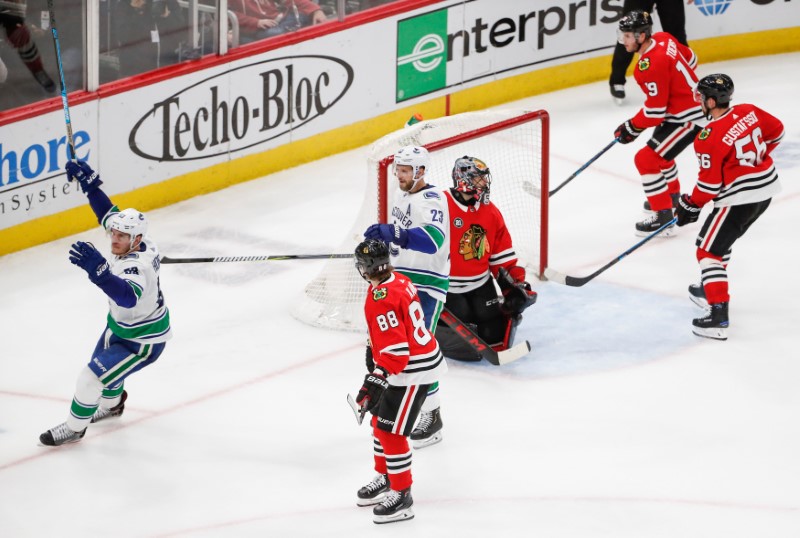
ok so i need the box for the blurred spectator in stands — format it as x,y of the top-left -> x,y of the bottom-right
115,0 -> 158,77
230,0 -> 326,44
0,0 -> 56,92
151,0 -> 187,67
28,0 -> 84,92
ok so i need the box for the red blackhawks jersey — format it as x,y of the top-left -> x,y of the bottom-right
445,190 -> 519,293
364,272 -> 447,386
632,32 -> 702,129
691,104 -> 784,207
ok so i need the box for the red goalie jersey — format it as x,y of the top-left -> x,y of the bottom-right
445,190 -> 522,294
691,104 -> 784,207
365,272 -> 447,386
632,32 -> 702,129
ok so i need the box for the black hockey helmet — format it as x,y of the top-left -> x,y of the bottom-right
618,10 -> 653,36
452,156 -> 492,200
695,73 -> 734,107
355,239 -> 390,281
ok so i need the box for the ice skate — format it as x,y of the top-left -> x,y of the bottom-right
373,488 -> 414,524
357,473 -> 389,507
610,84 -> 625,105
692,302 -> 728,341
91,390 -> 127,423
39,422 -> 86,446
688,284 -> 708,308
635,209 -> 675,237
410,408 -> 443,449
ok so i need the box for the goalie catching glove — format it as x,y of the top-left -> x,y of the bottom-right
675,194 -> 701,226
614,119 -> 644,144
497,267 -> 537,318
357,366 -> 389,412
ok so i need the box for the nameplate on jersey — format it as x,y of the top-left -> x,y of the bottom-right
373,288 -> 388,301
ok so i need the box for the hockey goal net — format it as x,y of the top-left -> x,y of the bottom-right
291,108 -> 549,332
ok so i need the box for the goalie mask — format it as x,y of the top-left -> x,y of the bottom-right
355,239 -> 391,281
108,208 -> 148,242
452,156 -> 492,201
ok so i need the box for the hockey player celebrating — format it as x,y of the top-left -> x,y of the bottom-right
353,239 -> 447,524
39,161 -> 171,446
436,156 -> 537,362
364,145 -> 449,449
675,74 -> 784,340
613,10 -> 703,236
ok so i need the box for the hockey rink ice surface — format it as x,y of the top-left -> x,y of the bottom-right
1,53 -> 799,537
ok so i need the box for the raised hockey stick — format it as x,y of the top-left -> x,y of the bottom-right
544,217 -> 677,287
46,0 -> 76,161
439,307 -> 531,366
549,139 -> 617,197
346,393 -> 368,425
160,253 -> 354,264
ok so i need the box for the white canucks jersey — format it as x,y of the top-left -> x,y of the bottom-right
101,213 -> 172,344
388,185 -> 450,303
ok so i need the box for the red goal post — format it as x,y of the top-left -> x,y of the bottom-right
291,109 -> 549,332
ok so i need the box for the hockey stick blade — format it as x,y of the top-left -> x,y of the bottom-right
439,308 -> 531,366
346,393 -> 368,425
545,217 -> 678,287
160,254 -> 354,264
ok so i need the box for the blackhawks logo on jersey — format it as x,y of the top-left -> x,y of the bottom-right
638,57 -> 651,71
372,288 -> 388,301
458,224 -> 489,261
698,127 -> 712,140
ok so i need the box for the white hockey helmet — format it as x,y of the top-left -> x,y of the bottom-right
393,145 -> 429,182
108,208 -> 148,240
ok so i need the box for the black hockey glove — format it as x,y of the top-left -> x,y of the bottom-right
65,161 -> 103,194
497,267 -> 537,318
675,194 -> 701,227
365,343 -> 375,372
357,367 -> 389,412
69,241 -> 111,284
614,120 -> 644,144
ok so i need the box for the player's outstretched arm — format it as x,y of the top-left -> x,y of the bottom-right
68,241 -> 137,307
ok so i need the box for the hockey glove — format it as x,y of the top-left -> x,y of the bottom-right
357,367 -> 389,412
675,194 -> 701,226
614,120 -> 644,144
69,241 -> 111,284
364,224 -> 409,248
65,161 -> 103,194
497,267 -> 537,318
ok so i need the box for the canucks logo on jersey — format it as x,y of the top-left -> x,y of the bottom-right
638,57 -> 651,71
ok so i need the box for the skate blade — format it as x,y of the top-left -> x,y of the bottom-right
357,492 -> 388,507
689,295 -> 709,309
692,326 -> 728,341
373,507 -> 415,524
411,431 -> 442,450
635,225 -> 675,238
613,97 -> 625,106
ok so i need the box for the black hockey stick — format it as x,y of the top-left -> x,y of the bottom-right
46,0 -> 76,161
549,139 -> 617,197
544,217 -> 677,287
439,307 -> 531,366
160,253 -> 354,264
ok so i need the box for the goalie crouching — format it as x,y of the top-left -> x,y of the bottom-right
436,156 -> 537,362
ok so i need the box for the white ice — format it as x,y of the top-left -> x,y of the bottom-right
1,52 -> 799,537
